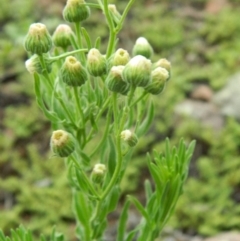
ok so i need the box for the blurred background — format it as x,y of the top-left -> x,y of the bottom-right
1,0 -> 240,240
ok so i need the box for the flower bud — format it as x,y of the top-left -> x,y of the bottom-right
145,67 -> 169,95
105,66 -> 130,95
60,56 -> 88,86
25,54 -> 52,75
132,37 -> 153,59
108,4 -> 121,25
24,23 -> 52,55
153,58 -> 171,80
91,164 -> 106,184
120,130 -> 138,147
50,130 -> 75,157
122,55 -> 151,87
86,48 -> 107,77
63,0 -> 90,23
108,48 -> 130,69
52,24 -> 73,49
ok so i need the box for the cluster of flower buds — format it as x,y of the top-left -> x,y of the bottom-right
104,38 -> 171,95
50,130 -> 75,157
24,0 -> 91,57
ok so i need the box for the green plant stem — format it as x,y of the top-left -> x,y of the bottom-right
84,96 -> 111,145
103,0 -> 116,58
130,91 -> 148,108
115,0 -> 136,33
57,98 -> 78,129
85,3 -> 102,9
88,110 -> 112,158
100,93 -> 122,200
127,85 -> 136,106
38,55 -> 54,90
73,87 -> 85,128
50,49 -> 88,61
70,156 -> 100,199
74,22 -> 86,63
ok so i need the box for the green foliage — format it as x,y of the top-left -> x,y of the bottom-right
1,0 -> 240,239
170,118 -> 240,235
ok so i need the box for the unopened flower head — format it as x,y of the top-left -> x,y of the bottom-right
50,130 -> 75,157
91,163 -> 106,184
109,48 -> 130,68
120,129 -> 138,147
106,65 -> 130,95
25,54 -> 52,75
108,4 -> 121,25
145,67 -> 169,95
132,37 -> 153,59
52,24 -> 73,49
63,0 -> 90,23
122,55 -> 152,87
153,58 -> 171,80
87,48 -> 107,77
24,23 -> 52,55
60,56 -> 88,86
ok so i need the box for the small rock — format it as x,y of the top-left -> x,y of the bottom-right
204,232 -> 240,241
191,84 -> 213,102
213,73 -> 240,120
174,100 -> 224,131
205,0 -> 229,14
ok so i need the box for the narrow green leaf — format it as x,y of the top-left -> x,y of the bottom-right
81,27 -> 92,49
144,179 -> 152,201
147,155 -> 162,189
25,230 -> 33,241
79,151 -> 91,166
165,138 -> 171,168
0,230 -> 6,241
74,192 -> 90,228
51,226 -> 56,241
75,168 -> 89,193
127,195 -> 150,223
90,114 -> 98,132
146,192 -> 157,215
55,233 -> 64,241
34,74 -> 61,123
10,230 -> 19,241
125,229 -> 138,241
107,135 -> 117,178
136,101 -> 154,137
40,234 -> 47,241
117,200 -> 130,241
107,186 -> 120,212
94,37 -> 101,49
